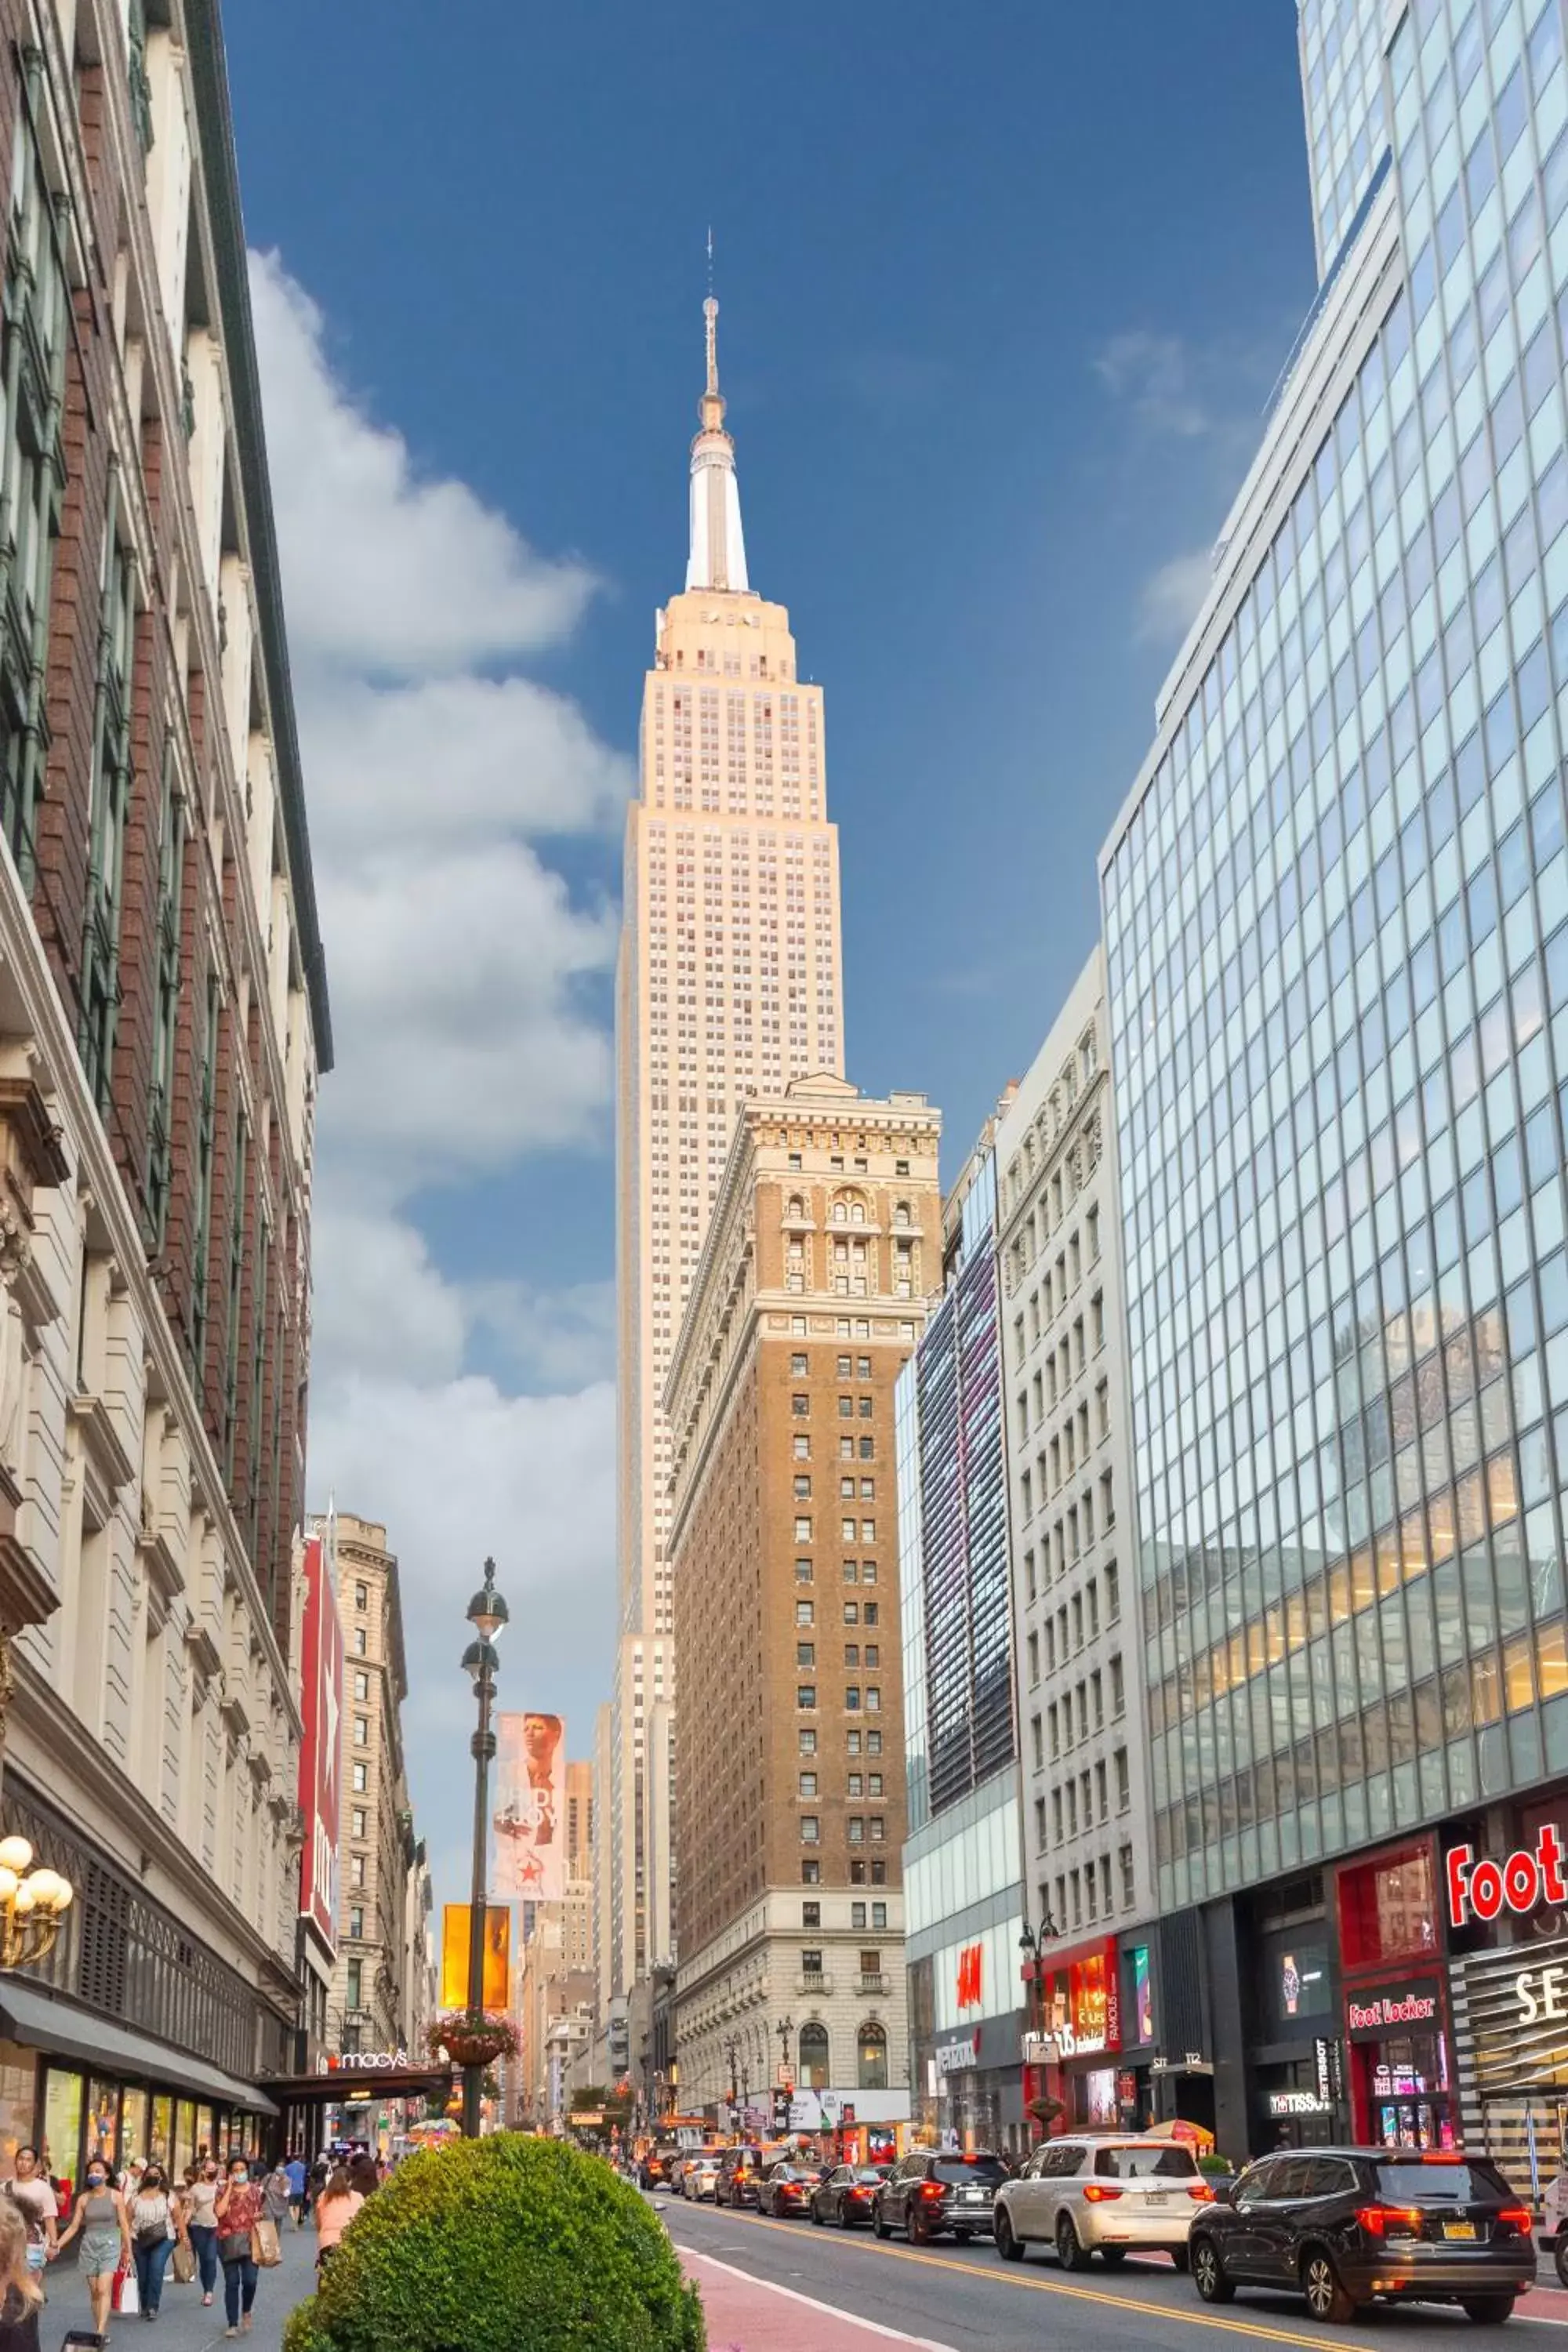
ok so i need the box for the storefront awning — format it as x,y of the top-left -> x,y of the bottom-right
0,1977 -> 278,2116
258,2066 -> 452,2107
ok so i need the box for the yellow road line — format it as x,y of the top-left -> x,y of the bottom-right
700,2209 -> 1416,2350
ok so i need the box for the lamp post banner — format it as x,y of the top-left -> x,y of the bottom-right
492,1713 -> 564,1900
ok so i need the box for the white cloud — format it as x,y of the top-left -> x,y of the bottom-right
1136,545 -> 1216,644
1093,331 -> 1210,439
251,252 -> 595,673
250,252 -> 626,1886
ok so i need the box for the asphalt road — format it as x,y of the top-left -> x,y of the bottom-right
658,2190 -> 1568,2352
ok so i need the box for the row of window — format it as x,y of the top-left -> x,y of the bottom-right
798,1815 -> 885,1842
1024,1565 -> 1121,1664
1026,1657 -> 1127,1765
1033,1748 -> 1133,1850
801,1900 -> 887,1929
1046,1845 -> 1138,1931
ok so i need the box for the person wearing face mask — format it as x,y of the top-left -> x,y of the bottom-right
213,2156 -> 263,2339
128,2162 -> 176,2323
2,2149 -> 56,2280
49,2156 -> 129,2337
183,2158 -> 220,2306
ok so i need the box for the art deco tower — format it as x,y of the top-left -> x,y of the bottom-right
608,300 -> 846,1997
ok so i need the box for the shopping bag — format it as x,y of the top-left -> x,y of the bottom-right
251,2216 -> 281,2269
170,2238 -> 197,2285
115,2263 -> 140,2314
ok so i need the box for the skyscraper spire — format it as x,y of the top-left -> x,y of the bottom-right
685,286 -> 749,593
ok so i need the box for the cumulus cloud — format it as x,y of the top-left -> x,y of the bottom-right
252,251 -> 624,1883
1093,330 -> 1210,439
251,252 -> 596,671
1136,545 -> 1216,644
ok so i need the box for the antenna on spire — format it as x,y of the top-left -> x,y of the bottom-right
706,224 -> 714,298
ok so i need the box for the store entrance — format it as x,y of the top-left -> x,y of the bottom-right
1367,2039 -> 1454,2151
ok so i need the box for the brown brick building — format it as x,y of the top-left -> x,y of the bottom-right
0,0 -> 330,2171
666,1076 -> 940,2127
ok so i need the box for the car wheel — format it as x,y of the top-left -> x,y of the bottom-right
995,2208 -> 1024,2263
1460,2295 -> 1518,2325
872,2203 -> 890,2241
1192,2237 -> 1235,2304
1057,2213 -> 1088,2272
1100,2248 -> 1128,2267
810,2200 -> 822,2226
1301,2247 -> 1358,2324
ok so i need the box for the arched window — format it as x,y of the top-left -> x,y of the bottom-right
786,1194 -> 805,1220
893,1202 -> 910,1229
850,1202 -> 865,1225
798,2023 -> 830,2089
831,1201 -> 848,1224
857,2021 -> 887,2090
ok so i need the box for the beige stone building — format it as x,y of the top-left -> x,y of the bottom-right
610,297 -> 846,2000
323,1514 -> 415,2055
667,1076 -> 941,2124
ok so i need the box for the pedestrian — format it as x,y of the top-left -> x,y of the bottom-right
307,2152 -> 328,2212
128,2161 -> 177,2323
0,2201 -> 42,2352
261,2165 -> 290,2233
183,2158 -> 220,2307
2,2148 -> 56,2281
284,2152 -> 307,2228
310,2169 -> 362,2274
213,2154 -> 264,2340
49,2154 -> 129,2339
346,2151 -> 379,2200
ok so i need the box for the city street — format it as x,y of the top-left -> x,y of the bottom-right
659,2194 -> 1568,2351
40,2225 -> 316,2352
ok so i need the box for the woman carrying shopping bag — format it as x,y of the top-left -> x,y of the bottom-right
128,2163 -> 176,2321
183,2158 -> 220,2305
213,2156 -> 264,2339
50,2156 -> 130,2337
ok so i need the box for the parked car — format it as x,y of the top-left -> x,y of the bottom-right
872,2150 -> 1007,2244
757,2159 -> 824,2218
1189,2148 -> 1537,2324
994,2133 -> 1210,2270
714,2143 -> 767,2209
640,2144 -> 681,2191
811,2164 -> 891,2228
682,2154 -> 721,2202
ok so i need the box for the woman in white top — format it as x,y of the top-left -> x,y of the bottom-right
129,2162 -> 176,2320
183,2160 -> 221,2307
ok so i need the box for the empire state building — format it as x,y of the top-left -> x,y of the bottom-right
607,299 -> 846,1995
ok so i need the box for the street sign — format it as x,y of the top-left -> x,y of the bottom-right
775,2063 -> 793,2089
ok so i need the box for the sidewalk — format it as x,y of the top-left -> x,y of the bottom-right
42,2220 -> 318,2350
680,2245 -> 953,2350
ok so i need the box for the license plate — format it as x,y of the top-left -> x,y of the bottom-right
962,2190 -> 986,2203
1145,2194 -> 1172,2208
1444,2220 -> 1477,2241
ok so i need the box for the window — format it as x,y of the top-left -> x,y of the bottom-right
81,508 -> 136,1116
351,1807 -> 367,1840
851,1901 -> 866,1929
146,746 -> 184,1247
1105,1562 -> 1120,1623
798,1727 -> 817,1755
353,1671 -> 369,1702
797,1642 -> 815,1667
796,1558 -> 813,1584
795,1517 -> 813,1541
796,1599 -> 814,1627
356,1584 -> 369,1611
802,1902 -> 821,1928
797,1685 -> 817,1709
347,1906 -> 364,1940
793,1434 -> 811,1459
354,1628 -> 367,1657
799,2024 -> 830,2089
801,1948 -> 823,1978
848,1816 -> 864,1842
845,1643 -> 859,1668
350,1854 -> 365,1888
346,1960 -> 362,2010
872,1902 -> 887,1929
848,1730 -> 861,1755
795,1475 -> 812,1498
792,1394 -> 811,1417
845,1686 -> 860,1711
353,1717 -> 368,1747
1111,1655 -> 1125,1715
798,1773 -> 817,1798
0,90 -> 67,889
351,1762 -> 367,1793
801,1859 -> 820,1884
844,1601 -> 859,1625
870,1859 -> 886,1884
790,1353 -> 808,1374
800,1816 -> 820,1843
1120,1845 -> 1135,1907
857,2021 -> 888,2089
866,1730 -> 881,1755
1116,1748 -> 1130,1811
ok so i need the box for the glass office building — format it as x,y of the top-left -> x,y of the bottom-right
1102,0 -> 1568,2161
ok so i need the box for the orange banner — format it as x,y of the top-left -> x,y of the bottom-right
440,1903 -> 510,2009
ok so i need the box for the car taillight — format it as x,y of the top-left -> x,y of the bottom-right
918,2180 -> 946,2201
1497,2206 -> 1534,2234
1083,2183 -> 1125,2202
849,2187 -> 869,2201
1188,2183 -> 1215,2201
1356,2205 -> 1423,2238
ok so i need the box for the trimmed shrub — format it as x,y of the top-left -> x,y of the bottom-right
283,2133 -> 703,2352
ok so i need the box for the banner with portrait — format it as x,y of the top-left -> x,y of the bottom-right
492,1713 -> 565,1901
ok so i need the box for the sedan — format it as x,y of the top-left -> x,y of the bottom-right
757,2161 -> 825,2218
682,2155 -> 720,2202
1190,2149 -> 1536,2323
811,2164 -> 891,2229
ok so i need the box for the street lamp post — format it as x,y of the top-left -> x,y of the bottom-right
460,1559 -> 509,2139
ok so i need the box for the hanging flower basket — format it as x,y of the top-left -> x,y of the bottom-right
426,2009 -> 517,2069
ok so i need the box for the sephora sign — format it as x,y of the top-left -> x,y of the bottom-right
1446,1825 -> 1568,1927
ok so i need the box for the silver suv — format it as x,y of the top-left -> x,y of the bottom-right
993,2135 -> 1213,2270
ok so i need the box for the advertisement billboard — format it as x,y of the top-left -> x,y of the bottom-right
492,1713 -> 565,1900
440,1904 -> 510,2009
297,1532 -> 343,1954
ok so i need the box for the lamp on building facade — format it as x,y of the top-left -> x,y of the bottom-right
459,1559 -> 508,2138
0,1836 -> 72,1967
1018,1911 -> 1060,2032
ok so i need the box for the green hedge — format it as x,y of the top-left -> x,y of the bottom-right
283,2135 -> 704,2352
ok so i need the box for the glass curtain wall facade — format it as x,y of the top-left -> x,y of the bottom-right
1102,0 -> 1568,1923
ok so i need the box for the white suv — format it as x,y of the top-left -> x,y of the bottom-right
993,2135 -> 1212,2270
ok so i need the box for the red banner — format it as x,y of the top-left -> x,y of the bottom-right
298,1534 -> 343,1951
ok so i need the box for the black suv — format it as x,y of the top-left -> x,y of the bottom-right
713,2144 -> 766,2209
872,2150 -> 1007,2245
1189,2148 -> 1536,2324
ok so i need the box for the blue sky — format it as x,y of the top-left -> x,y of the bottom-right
226,0 -> 1316,1904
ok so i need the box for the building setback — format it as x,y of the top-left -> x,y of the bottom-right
0,0 -> 328,2178
610,297 -> 845,2005
667,1075 -> 940,2133
995,952 -> 1154,2134
1099,0 -> 1568,2169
